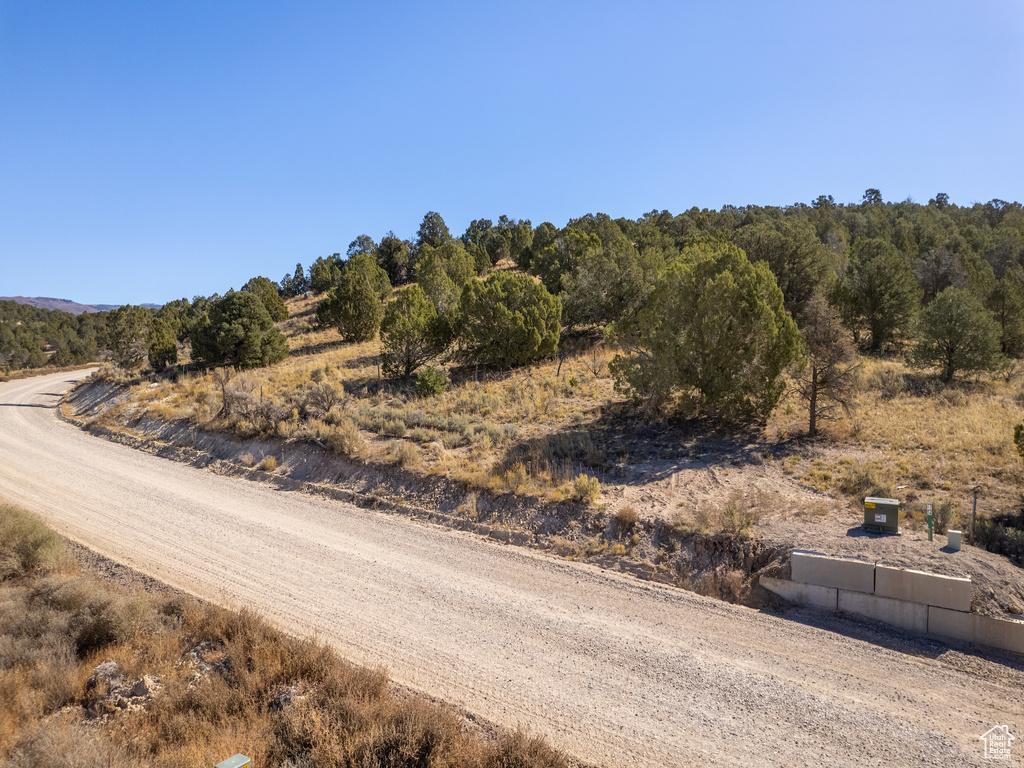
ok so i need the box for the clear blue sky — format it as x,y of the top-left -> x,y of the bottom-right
2,1 -> 1022,305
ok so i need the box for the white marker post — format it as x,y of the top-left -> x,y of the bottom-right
927,502 -> 933,542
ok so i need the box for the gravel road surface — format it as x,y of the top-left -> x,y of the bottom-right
1,370 -> 1020,767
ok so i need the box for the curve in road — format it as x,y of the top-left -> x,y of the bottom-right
0,371 -> 1019,767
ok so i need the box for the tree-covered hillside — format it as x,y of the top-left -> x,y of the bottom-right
0,300 -> 106,370
7,192 -> 1023,398
304,192 -> 1023,360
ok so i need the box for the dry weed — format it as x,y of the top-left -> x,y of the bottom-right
0,501 -> 568,767
693,492 -> 760,537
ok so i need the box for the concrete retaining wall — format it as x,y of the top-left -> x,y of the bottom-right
762,552 -> 1024,656
761,576 -> 838,610
837,590 -> 928,634
790,551 -> 875,594
928,607 -> 1024,655
874,564 -> 972,612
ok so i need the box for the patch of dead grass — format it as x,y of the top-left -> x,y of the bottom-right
0,502 -> 568,768
98,296 -> 1024,527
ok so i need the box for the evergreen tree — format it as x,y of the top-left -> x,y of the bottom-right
345,253 -> 392,302
735,218 -> 831,322
280,263 -> 308,297
241,276 -> 289,322
315,258 -> 390,342
309,254 -> 343,293
988,265 -> 1024,357
191,292 -> 288,369
415,242 -> 476,315
380,284 -> 447,378
347,234 -> 378,258
529,227 -> 601,295
844,239 -> 921,354
910,286 -> 1003,381
148,317 -> 178,370
606,242 -> 802,423
415,211 -> 452,250
377,232 -> 413,285
561,222 -> 664,329
457,272 -> 561,368
104,305 -> 151,370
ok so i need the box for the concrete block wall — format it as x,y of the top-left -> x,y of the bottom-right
874,564 -> 972,611
837,590 -> 928,634
791,551 -> 875,593
760,576 -> 837,611
928,607 -> 1024,655
761,552 -> 1024,656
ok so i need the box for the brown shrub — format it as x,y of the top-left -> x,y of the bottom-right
571,474 -> 600,505
0,504 -> 72,580
613,506 -> 638,535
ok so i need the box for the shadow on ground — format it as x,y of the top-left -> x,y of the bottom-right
765,602 -> 1024,671
494,404 -> 805,489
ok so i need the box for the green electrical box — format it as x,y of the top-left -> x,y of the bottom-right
863,497 -> 900,534
215,756 -> 251,768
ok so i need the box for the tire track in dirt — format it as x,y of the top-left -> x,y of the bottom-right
0,370 -> 1020,767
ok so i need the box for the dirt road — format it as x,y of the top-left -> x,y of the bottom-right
1,371 -> 1020,767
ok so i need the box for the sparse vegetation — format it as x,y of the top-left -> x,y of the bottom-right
572,473 -> 600,505
613,506 -> 638,535
836,460 -> 895,501
100,291 -> 1024,537
0,503 -> 70,579
933,499 -> 958,535
0,503 -> 567,768
693,492 -> 760,537
60,193 -> 1024,565
416,365 -> 448,397
974,508 -> 1024,565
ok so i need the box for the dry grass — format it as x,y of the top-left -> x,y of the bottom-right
104,295 -> 1024,529
612,506 -> 638,535
0,502 -> 567,768
691,491 -> 761,538
768,358 -> 1024,514
118,294 -> 617,504
571,474 -> 601,505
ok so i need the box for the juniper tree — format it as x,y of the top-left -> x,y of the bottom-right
910,286 -> 1002,381
457,272 -> 561,368
104,305 -> 151,370
147,317 -> 178,370
191,292 -> 288,369
380,284 -> 447,378
241,276 -> 289,322
315,257 -> 391,342
606,241 -> 802,423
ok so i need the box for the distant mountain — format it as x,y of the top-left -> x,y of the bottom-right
0,296 -> 161,315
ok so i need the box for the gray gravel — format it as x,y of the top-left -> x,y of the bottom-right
1,370 -> 1021,768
